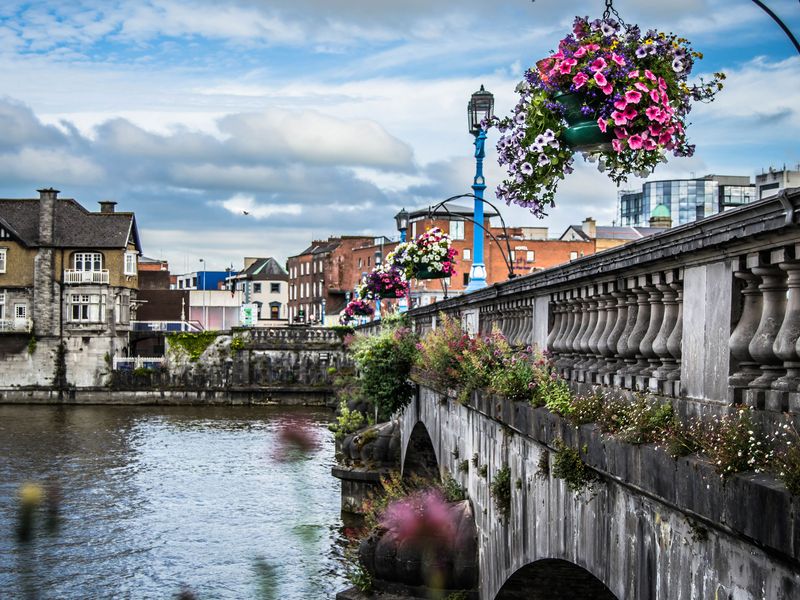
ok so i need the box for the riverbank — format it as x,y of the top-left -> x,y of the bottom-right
0,386 -> 336,406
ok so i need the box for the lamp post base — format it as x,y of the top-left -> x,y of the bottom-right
465,263 -> 487,293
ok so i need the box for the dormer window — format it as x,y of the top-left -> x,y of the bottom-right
74,252 -> 103,272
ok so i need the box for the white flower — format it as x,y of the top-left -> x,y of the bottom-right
672,58 -> 684,73
537,154 -> 550,167
542,129 -> 556,143
520,162 -> 534,176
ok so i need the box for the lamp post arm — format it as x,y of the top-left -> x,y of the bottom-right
427,197 -> 517,279
751,0 -> 800,54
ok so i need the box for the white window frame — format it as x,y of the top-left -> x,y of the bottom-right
14,303 -> 27,319
526,250 -> 535,263
570,251 -> 579,260
0,291 -> 5,319
124,252 -> 137,276
69,293 -> 106,323
450,220 -> 465,240
0,248 -> 6,273
462,248 -> 471,261
74,252 -> 103,272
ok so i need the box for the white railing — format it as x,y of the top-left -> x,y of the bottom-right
113,356 -> 164,370
0,318 -> 32,333
63,270 -> 110,284
130,320 -> 203,333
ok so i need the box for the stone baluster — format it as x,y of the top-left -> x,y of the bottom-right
665,279 -> 683,384
511,301 -> 525,346
624,276 -> 653,377
557,291 -> 581,370
728,263 -> 762,393
553,292 -> 574,363
639,273 -> 666,378
596,281 -> 620,377
521,298 -> 534,347
616,278 -> 644,384
585,284 -> 611,377
772,248 -> 800,397
600,285 -> 629,382
748,260 -> 788,392
546,294 -> 564,356
575,288 -> 598,372
567,290 -> 589,374
652,271 -> 680,384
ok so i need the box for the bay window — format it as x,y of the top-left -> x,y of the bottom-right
69,293 -> 106,322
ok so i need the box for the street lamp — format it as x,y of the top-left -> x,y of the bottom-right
199,258 -> 207,330
465,85 -> 494,292
374,247 -> 382,320
394,208 -> 409,242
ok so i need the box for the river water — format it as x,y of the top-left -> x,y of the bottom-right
0,405 -> 348,599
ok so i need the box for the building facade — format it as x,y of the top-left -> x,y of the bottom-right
0,188 -> 141,387
226,257 -> 289,325
755,166 -> 800,200
618,175 -> 755,227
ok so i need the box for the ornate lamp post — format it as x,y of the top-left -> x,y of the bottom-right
394,208 -> 410,312
374,247 -> 382,320
465,85 -> 494,292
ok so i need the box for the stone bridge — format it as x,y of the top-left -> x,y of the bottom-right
357,190 -> 800,599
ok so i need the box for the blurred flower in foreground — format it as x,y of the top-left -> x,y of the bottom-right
17,482 -> 44,542
273,417 -> 320,462
380,490 -> 457,547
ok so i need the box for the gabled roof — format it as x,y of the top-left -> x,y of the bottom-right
236,257 -> 288,280
0,197 -> 141,251
560,224 -> 664,242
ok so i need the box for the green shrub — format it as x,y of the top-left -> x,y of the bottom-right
490,464 -> 512,520
599,394 -> 674,444
27,336 -> 37,355
169,331 -> 220,361
414,314 -> 468,389
329,400 -> 366,441
440,473 -> 467,502
552,439 -> 597,495
229,335 -> 246,352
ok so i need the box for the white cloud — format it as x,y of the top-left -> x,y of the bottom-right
214,193 -> 302,219
0,147 -> 103,184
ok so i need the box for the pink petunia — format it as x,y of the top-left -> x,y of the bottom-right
611,111 -> 627,126
593,71 -> 608,87
589,57 -> 607,72
628,69 -> 639,79
601,83 -> 613,95
611,53 -> 626,66
552,50 -> 565,60
628,134 -> 644,150
574,46 -> 588,58
658,132 -> 673,145
624,90 -> 642,104
572,72 -> 589,89
622,106 -> 638,121
648,124 -> 662,136
559,58 -> 577,74
597,117 -> 608,133
612,138 -> 624,152
658,77 -> 667,90
644,69 -> 657,81
642,138 -> 657,151
613,99 -> 628,110
645,106 -> 662,121
614,126 -> 629,139
585,43 -> 600,51
634,82 -> 650,93
650,89 -> 661,103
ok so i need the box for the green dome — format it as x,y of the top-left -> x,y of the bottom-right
651,204 -> 671,219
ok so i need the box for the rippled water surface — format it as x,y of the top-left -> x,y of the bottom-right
0,405 -> 347,599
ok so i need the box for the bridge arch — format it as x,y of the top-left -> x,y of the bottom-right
401,420 -> 440,481
494,559 -> 617,600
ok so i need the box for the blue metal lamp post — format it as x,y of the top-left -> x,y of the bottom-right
465,85 -> 495,293
394,208 -> 410,312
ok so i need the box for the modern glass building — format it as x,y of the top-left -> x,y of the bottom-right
618,175 -> 755,227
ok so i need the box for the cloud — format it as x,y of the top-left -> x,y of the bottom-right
213,193 -> 302,219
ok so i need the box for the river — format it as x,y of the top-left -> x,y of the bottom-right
0,405 -> 348,599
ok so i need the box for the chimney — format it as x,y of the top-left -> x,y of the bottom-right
37,187 -> 59,245
99,201 -> 117,214
581,217 -> 596,238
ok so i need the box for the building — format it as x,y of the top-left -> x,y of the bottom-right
618,175 -> 755,227
560,217 -> 667,252
171,269 -> 230,291
226,257 -> 289,324
756,166 -> 800,200
0,188 -> 141,387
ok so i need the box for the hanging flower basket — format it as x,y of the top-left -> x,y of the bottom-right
387,227 -> 458,281
487,15 -> 725,216
340,299 -> 374,324
358,265 -> 409,300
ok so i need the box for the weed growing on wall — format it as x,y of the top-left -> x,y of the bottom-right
490,465 -> 512,521
328,400 -> 366,441
552,439 -> 597,495
169,331 -> 220,362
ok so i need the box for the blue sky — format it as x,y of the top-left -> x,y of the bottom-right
0,0 -> 797,272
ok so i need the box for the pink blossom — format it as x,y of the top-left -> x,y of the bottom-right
650,89 -> 661,103
644,69 -> 657,81
627,134 -> 644,150
613,99 -> 628,110
552,50 -> 565,60
593,71 -> 608,87
600,83 -> 614,95
642,137 -> 657,151
658,132 -> 673,145
612,139 -> 624,152
572,72 -> 589,89
559,58 -> 577,74
661,90 -> 670,105
658,77 -> 667,90
574,46 -> 588,58
597,117 -> 608,133
634,82 -> 650,93
585,43 -> 600,51
614,126 -> 629,139
611,110 -> 628,126
648,124 -> 662,136
628,69 -> 640,79
645,106 -> 662,121
589,57 -> 607,72
611,53 -> 626,66
624,90 -> 642,104
622,106 -> 638,121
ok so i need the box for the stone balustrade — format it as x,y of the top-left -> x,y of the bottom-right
358,188 -> 800,421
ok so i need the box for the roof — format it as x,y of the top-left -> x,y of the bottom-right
560,224 -> 664,241
235,257 -> 288,280
0,197 -> 141,251
651,204 -> 671,218
409,203 -> 499,219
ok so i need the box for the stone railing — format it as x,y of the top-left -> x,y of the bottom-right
246,325 -> 344,349
373,189 -> 800,420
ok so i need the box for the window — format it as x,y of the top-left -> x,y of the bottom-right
358,258 -> 363,268
462,248 -> 471,261
115,294 -> 130,324
253,283 -> 262,293
569,251 -> 578,260
14,303 -> 26,319
270,302 -> 281,320
192,276 -> 197,288
124,252 -> 137,275
0,291 -> 5,319
450,220 -> 465,240
178,280 -> 183,289
69,293 -> 105,322
463,273 -> 470,286
412,222 -> 418,238
0,248 -> 6,273
271,283 -> 280,293
74,252 -> 102,271
526,250 -> 535,263
509,251 -> 516,262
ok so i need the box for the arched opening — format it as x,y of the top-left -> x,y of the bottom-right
495,559 -> 617,600
403,421 -> 439,482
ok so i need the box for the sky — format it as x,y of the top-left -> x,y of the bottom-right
0,0 -> 798,273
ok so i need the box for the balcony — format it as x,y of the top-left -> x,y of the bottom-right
64,269 -> 110,284
0,319 -> 32,333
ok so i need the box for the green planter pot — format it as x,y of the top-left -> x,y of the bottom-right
553,91 -> 589,127
415,267 -> 448,280
553,92 -> 613,152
